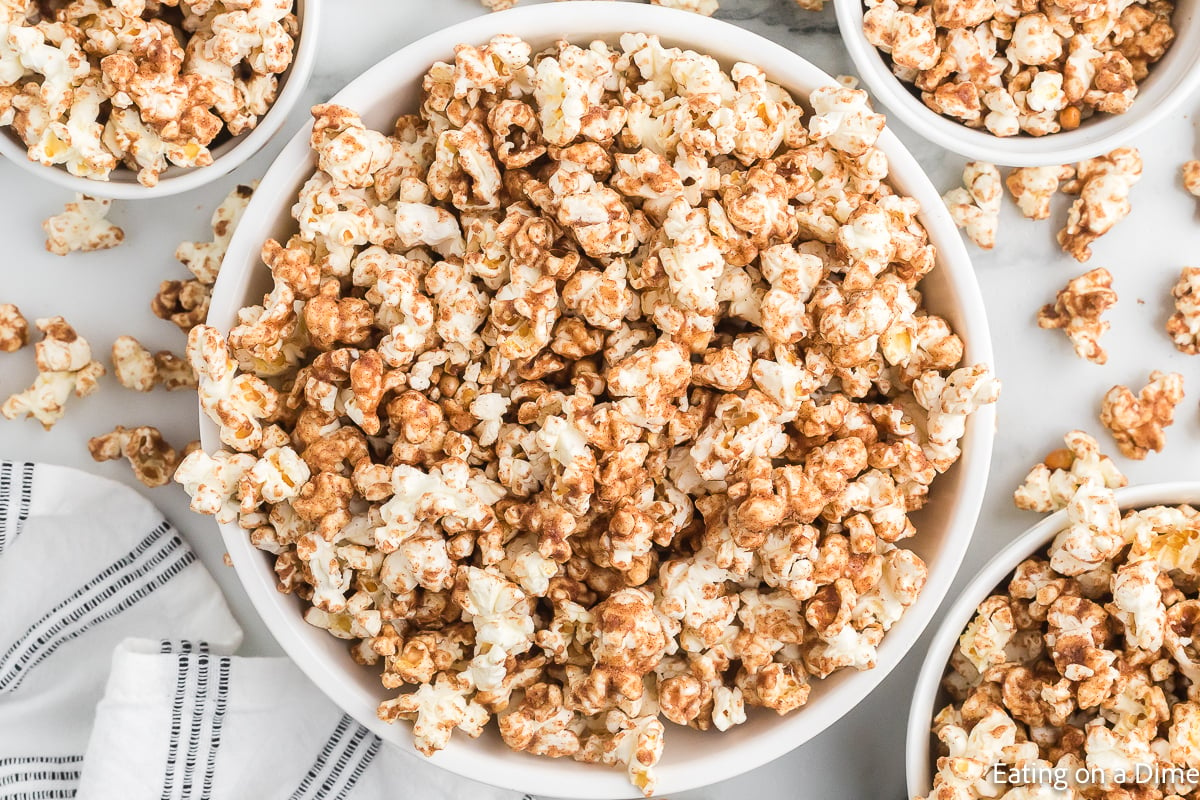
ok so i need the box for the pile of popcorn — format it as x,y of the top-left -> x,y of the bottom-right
0,0 -> 298,186
863,0 -> 1177,136
921,433 -> 1200,800
171,32 -> 998,794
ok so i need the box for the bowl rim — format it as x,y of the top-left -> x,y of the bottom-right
204,3 -> 997,796
905,481 -> 1200,799
833,0 -> 1200,167
0,0 -> 321,200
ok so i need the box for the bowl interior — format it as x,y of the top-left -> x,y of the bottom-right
905,482 -> 1200,799
0,0 -> 316,198
206,3 -> 997,797
835,0 -> 1200,165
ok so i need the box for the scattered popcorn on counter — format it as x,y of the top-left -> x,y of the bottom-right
1167,267 -> 1200,355
1005,165 -> 1074,221
153,183 -> 257,332
0,303 -> 29,352
111,335 -> 196,392
0,316 -> 104,429
1014,430 -> 1126,513
88,424 -> 191,487
172,33 -> 999,794
1184,161 -> 1200,198
1037,267 -> 1118,365
943,162 -> 1001,249
1058,147 -> 1142,263
42,194 -> 124,255
1100,370 -> 1184,460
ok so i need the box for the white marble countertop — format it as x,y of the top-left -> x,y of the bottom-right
3,1 -> 1200,798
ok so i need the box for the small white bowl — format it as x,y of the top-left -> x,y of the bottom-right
835,0 -> 1200,167
0,0 -> 319,199
906,482 -> 1200,799
205,3 -> 997,796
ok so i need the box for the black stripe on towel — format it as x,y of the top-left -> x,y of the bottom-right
0,523 -> 193,695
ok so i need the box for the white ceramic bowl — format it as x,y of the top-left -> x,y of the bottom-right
906,482 -> 1200,799
205,3 -> 997,796
835,0 -> 1200,167
0,0 -> 319,199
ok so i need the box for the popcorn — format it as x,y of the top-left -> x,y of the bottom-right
1167,267 -> 1200,354
0,0 -> 298,185
1185,161 -> 1200,198
88,425 -> 184,487
868,0 -> 1177,138
1099,371 -> 1184,460
1014,430 -> 1126,513
175,183 -> 257,285
42,194 -> 124,255
172,33 -> 997,794
1037,267 -> 1118,365
0,303 -> 29,352
1058,148 -> 1142,263
942,162 -> 1001,249
1,316 -> 104,429
110,335 -> 196,392
926,501 -> 1200,800
1005,165 -> 1074,220
174,448 -> 257,523
650,0 -> 718,14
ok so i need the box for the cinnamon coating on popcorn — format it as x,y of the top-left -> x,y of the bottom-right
923,499 -> 1200,800
863,0 -> 1177,138
0,0 -> 297,186
173,34 -> 998,795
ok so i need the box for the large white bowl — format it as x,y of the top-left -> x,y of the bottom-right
907,482 -> 1200,799
205,3 -> 997,797
835,0 -> 1200,167
0,0 -> 319,199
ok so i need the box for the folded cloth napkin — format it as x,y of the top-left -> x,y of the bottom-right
0,461 -> 526,800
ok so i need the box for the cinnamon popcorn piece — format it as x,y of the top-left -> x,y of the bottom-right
1058,148 -> 1142,263
42,194 -> 124,255
88,425 -> 182,487
1037,268 -> 1118,365
943,162 -> 1001,249
1,317 -> 104,429
1167,267 -> 1200,354
1099,371 -> 1184,460
0,304 -> 29,352
172,33 -> 999,793
865,0 -> 1176,139
926,500 -> 1200,800
1005,165 -> 1074,221
1014,430 -> 1126,513
176,183 -> 257,285
111,336 -> 196,391
1184,161 -> 1200,198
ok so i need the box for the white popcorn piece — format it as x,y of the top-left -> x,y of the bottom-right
942,162 -> 1001,250
1,316 -> 105,429
175,183 -> 257,285
174,448 -> 257,523
1014,430 -> 1126,513
42,194 -> 124,255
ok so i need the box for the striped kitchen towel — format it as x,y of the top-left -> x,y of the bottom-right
0,462 -> 523,800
